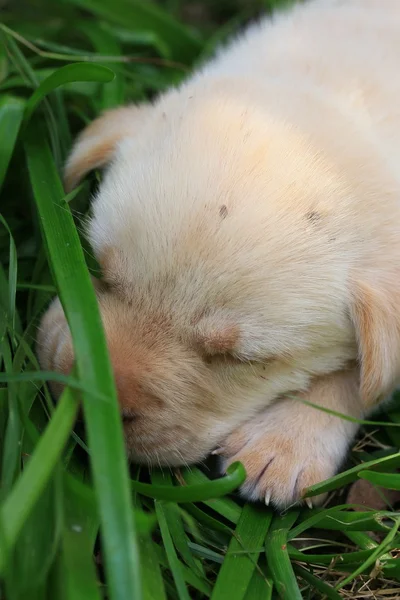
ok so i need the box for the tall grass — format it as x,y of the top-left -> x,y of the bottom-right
1,1 -> 400,598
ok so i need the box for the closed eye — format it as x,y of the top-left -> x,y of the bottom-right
121,408 -> 138,422
203,352 -> 275,368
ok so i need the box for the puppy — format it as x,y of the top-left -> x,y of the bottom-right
37,0 -> 400,508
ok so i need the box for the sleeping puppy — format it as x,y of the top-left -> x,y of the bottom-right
37,0 -> 400,508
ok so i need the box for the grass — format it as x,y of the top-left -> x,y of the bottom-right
1,0 -> 400,598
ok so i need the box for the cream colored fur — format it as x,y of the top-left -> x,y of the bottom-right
37,0 -> 400,508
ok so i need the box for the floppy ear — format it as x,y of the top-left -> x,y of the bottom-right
192,313 -> 240,357
64,105 -> 148,192
191,311 -> 270,361
350,272 -> 400,407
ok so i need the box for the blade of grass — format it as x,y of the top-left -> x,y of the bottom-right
0,337 -> 21,499
0,95 -> 25,191
181,503 -> 232,535
0,386 -> 79,574
16,283 -> 56,293
151,470 -> 205,577
358,470 -> 400,490
335,517 -> 400,589
293,509 -> 393,533
67,0 -> 202,62
3,32 -> 62,167
0,216 -> 17,332
293,564 -> 342,600
0,39 -> 8,83
130,462 -> 245,502
53,473 -> 101,600
289,504 -> 383,540
345,531 -> 381,550
155,501 -> 191,600
345,531 -> 394,568
303,451 -> 400,498
211,504 -> 272,600
5,469 -> 63,600
265,512 -> 302,600
134,493 -> 167,600
22,63 -> 115,125
296,396 -> 400,428
179,467 -> 242,524
188,542 -> 224,564
152,472 -> 205,579
244,568 -> 273,600
25,123 -> 141,600
138,536 -> 168,600
0,389 -> 7,469
288,545 -> 376,566
77,23 -> 125,109
155,543 -> 213,594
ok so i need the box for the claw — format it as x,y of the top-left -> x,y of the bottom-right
265,490 -> 271,506
211,447 -> 225,456
305,497 -> 313,509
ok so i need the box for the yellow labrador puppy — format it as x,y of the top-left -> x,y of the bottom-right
37,0 -> 400,508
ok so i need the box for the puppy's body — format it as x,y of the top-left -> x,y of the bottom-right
39,0 -> 400,507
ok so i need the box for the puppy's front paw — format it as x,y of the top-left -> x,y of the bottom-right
220,428 -> 331,508
219,398 -> 354,509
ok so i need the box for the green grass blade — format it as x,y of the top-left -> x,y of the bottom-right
0,338 -> 21,498
211,504 -> 272,600
288,545 -> 376,566
188,542 -> 224,564
0,370 -> 114,397
0,216 -> 17,332
55,473 -> 101,600
134,494 -> 167,600
358,470 -> 400,490
243,568 -> 273,600
293,564 -> 342,600
152,471 -> 204,575
289,503 -> 376,540
292,509 -> 394,534
180,467 -> 242,524
0,39 -> 8,83
335,517 -> 400,589
139,535 -> 168,600
155,543 -> 213,594
5,470 -> 63,599
181,503 -> 232,535
345,530 -> 382,550
25,123 -> 141,600
0,387 -> 79,574
345,531 -> 394,571
23,63 -> 115,125
77,23 -> 125,109
155,501 -> 191,600
3,32 -> 64,166
265,512 -> 302,600
130,462 -> 246,502
0,388 -> 7,470
67,0 -> 202,62
0,95 -> 25,191
303,451 -> 400,498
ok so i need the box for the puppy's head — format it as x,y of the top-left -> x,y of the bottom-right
37,286 -> 274,466
41,89 -> 400,466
